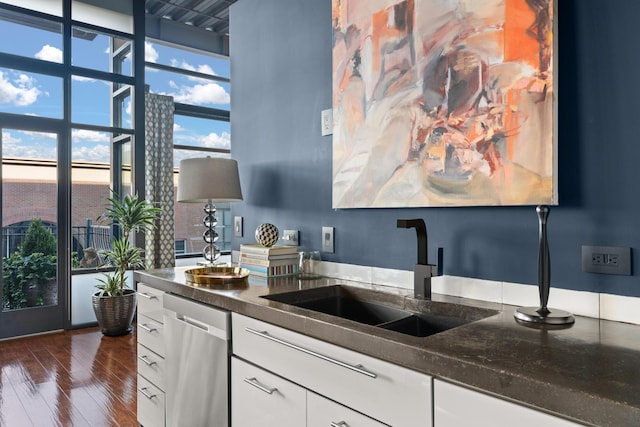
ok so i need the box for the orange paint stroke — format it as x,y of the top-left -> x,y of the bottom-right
504,0 -> 538,69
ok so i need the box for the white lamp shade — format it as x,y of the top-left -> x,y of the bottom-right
177,157 -> 243,203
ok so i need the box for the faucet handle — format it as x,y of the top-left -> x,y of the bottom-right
414,263 -> 437,299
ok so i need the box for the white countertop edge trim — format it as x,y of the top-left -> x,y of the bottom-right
318,261 -> 639,325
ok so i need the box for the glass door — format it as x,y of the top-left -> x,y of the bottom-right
0,123 -> 66,338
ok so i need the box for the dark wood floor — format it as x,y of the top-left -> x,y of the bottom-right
0,327 -> 138,426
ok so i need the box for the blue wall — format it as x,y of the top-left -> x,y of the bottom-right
230,0 -> 640,297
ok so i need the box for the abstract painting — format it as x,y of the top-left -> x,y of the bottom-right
332,0 -> 557,208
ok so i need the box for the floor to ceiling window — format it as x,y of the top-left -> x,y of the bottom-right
0,0 -> 142,335
144,40 -> 232,257
0,1 -> 232,335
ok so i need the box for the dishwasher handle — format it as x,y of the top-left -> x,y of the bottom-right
177,314 -> 209,331
163,293 -> 230,340
165,309 -> 229,341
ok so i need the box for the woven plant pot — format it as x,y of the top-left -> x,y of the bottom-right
92,289 -> 137,336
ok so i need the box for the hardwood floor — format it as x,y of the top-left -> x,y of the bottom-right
0,327 -> 138,426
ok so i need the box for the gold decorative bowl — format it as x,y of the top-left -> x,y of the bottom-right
184,266 -> 250,289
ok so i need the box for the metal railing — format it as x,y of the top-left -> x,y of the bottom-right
3,220 -> 233,261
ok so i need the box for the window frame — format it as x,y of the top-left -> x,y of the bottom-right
144,39 -> 232,258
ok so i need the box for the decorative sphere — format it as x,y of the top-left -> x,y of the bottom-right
255,223 -> 279,247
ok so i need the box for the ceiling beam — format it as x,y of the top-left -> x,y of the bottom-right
145,14 -> 229,56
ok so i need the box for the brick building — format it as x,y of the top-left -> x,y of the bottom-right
2,158 -> 229,261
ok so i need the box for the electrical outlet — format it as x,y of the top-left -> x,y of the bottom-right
234,216 -> 243,237
281,230 -> 299,246
322,226 -> 334,253
582,245 -> 631,275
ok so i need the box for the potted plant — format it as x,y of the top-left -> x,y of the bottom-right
93,192 -> 161,336
2,219 -> 57,310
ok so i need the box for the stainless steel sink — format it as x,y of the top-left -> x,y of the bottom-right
262,285 -> 498,338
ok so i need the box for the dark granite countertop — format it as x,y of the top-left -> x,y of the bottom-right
135,267 -> 640,427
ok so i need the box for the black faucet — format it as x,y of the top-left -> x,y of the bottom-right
397,219 -> 439,299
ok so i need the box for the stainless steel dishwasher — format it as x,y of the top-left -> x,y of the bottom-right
164,293 -> 230,427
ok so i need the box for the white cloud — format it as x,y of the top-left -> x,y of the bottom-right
169,82 -> 230,105
72,129 -> 110,143
72,144 -> 110,162
0,71 -> 42,106
2,131 -> 21,145
202,131 -> 230,149
72,75 -> 96,82
173,123 -> 184,132
35,44 -> 62,63
70,127 -> 110,163
145,41 -> 159,63
19,130 -> 56,140
2,130 -> 56,159
173,131 -> 231,152
170,59 -> 217,79
195,64 -> 216,76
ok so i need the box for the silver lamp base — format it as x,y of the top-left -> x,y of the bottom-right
514,307 -> 575,325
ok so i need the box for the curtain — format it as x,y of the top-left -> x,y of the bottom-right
144,91 -> 175,269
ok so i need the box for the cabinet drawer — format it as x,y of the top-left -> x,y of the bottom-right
138,313 -> 165,357
307,391 -> 388,427
137,343 -> 165,391
434,380 -> 582,427
137,374 -> 165,427
137,283 -> 164,322
233,314 -> 432,427
231,357 -> 306,427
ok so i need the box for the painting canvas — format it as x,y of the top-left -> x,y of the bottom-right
332,0 -> 557,208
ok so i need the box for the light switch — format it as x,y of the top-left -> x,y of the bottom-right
321,109 -> 333,136
322,226 -> 334,253
234,216 -> 243,237
281,230 -> 299,246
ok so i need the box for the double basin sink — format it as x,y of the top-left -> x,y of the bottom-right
262,285 -> 498,338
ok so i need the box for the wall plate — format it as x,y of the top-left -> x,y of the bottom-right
321,109 -> 333,136
281,230 -> 299,246
581,245 -> 631,275
234,216 -> 243,237
322,226 -> 334,253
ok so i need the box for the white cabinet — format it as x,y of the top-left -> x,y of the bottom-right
138,374 -> 165,427
232,357 -> 306,427
232,357 -> 386,427
137,283 -> 166,427
433,380 -> 582,427
232,313 -> 431,427
307,391 -> 387,427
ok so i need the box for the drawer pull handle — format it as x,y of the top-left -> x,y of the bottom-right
243,377 -> 277,395
137,355 -> 157,366
330,422 -> 349,427
137,292 -> 157,300
245,327 -> 377,379
138,323 -> 157,333
138,387 -> 157,400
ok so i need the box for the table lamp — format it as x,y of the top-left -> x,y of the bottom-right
177,157 -> 243,264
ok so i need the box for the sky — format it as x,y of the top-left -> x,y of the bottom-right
0,17 -> 231,166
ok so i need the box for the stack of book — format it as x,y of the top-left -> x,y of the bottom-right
239,244 -> 299,277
